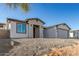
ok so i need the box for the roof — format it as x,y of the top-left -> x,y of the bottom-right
0,23 -> 6,25
46,23 -> 71,30
7,18 -> 25,23
71,30 -> 79,32
26,18 -> 45,24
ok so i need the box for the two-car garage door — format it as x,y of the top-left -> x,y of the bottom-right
57,29 -> 69,39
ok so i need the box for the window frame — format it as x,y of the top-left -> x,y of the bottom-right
16,22 -> 26,34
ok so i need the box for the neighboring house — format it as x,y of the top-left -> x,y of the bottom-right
0,18 -> 71,39
69,30 -> 79,39
0,23 -> 9,39
0,23 -> 6,29
7,18 -> 45,38
43,23 -> 71,39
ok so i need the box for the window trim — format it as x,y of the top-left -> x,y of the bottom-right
16,23 -> 26,34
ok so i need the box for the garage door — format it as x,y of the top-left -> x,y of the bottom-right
57,29 -> 69,39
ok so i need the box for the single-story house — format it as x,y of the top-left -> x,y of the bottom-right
43,23 -> 71,39
0,23 -> 9,39
69,30 -> 79,39
0,23 -> 6,29
6,18 -> 45,38
0,18 -> 71,39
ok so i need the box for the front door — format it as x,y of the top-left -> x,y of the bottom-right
33,25 -> 39,38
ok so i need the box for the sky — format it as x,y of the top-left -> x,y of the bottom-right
0,3 -> 79,30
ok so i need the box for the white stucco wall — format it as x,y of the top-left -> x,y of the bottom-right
69,31 -> 79,39
69,32 -> 74,38
9,22 -> 28,38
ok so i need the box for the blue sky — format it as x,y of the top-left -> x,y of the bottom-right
0,3 -> 79,30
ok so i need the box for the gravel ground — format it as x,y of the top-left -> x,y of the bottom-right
3,38 -> 79,56
47,43 -> 79,56
0,39 -> 11,53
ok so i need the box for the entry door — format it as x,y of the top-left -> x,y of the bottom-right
33,25 -> 39,38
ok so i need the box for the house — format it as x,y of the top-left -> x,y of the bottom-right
0,18 -> 71,39
0,23 -> 6,29
43,23 -> 71,39
69,30 -> 79,39
0,23 -> 9,39
6,18 -> 45,38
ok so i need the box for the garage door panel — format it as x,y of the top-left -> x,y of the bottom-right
57,29 -> 68,39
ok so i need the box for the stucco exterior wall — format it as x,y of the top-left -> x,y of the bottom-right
57,29 -> 69,38
69,31 -> 74,38
7,19 -> 44,38
70,31 -> 79,39
44,24 -> 70,38
9,22 -> 28,38
39,26 -> 43,38
28,20 -> 44,38
58,25 -> 69,30
77,31 -> 79,39
44,27 -> 57,38
28,20 -> 43,26
28,24 -> 33,38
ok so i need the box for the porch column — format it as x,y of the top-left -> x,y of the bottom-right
28,24 -> 33,38
39,25 -> 43,38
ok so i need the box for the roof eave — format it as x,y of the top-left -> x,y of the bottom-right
26,18 -> 45,24
7,18 -> 25,23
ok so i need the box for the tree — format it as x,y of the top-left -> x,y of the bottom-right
6,3 -> 29,12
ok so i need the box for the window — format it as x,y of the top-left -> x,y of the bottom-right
16,23 -> 26,33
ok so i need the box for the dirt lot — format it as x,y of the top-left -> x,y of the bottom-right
2,38 -> 79,56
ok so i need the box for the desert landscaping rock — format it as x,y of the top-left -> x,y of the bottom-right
1,38 -> 78,56
0,38 -> 79,56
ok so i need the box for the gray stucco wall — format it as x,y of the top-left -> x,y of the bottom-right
57,29 -> 69,38
44,24 -> 70,38
43,27 -> 57,38
39,26 -> 43,38
28,20 -> 44,38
